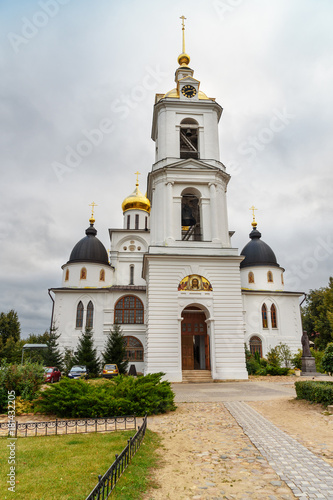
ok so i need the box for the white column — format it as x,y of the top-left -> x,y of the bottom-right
165,181 -> 174,244
209,182 -> 219,243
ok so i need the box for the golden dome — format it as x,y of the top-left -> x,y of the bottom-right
178,52 -> 190,66
122,182 -> 151,213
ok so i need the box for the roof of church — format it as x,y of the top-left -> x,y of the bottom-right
240,225 -> 280,269
68,222 -> 109,266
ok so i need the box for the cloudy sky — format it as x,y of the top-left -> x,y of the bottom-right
1,0 -> 332,337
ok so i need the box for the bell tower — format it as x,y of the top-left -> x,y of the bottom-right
143,19 -> 248,381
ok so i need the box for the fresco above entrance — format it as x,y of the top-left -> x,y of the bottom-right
178,274 -> 213,291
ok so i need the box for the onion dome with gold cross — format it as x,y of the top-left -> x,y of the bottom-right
121,174 -> 151,214
67,204 -> 109,265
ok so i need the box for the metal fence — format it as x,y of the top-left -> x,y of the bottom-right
85,414 -> 148,500
0,416 -> 137,438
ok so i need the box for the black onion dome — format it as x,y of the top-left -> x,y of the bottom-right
240,227 -> 279,269
68,223 -> 109,265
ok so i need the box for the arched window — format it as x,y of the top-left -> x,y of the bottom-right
80,267 -> 87,280
65,269 -> 69,281
126,214 -> 130,229
114,296 -> 144,324
129,265 -> 134,285
124,336 -> 144,361
267,271 -> 273,283
76,301 -> 83,328
100,269 -> 105,281
248,272 -> 254,284
262,304 -> 268,328
181,192 -> 201,241
180,118 -> 199,159
86,301 -> 94,328
271,304 -> 277,328
249,336 -> 262,357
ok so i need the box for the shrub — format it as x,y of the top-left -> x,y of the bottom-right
295,380 -> 333,406
310,348 -> 325,373
0,360 -> 45,412
291,349 -> 302,370
266,365 -> 289,376
322,343 -> 333,376
266,346 -> 282,367
34,372 -> 176,418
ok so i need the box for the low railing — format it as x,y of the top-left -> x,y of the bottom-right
85,414 -> 147,500
0,415 -> 136,438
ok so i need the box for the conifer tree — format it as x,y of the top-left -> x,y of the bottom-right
73,327 -> 100,377
102,324 -> 128,374
42,326 -> 64,370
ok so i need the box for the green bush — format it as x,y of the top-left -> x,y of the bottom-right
322,343 -> 333,375
266,365 -> 289,376
310,348 -> 325,373
295,380 -> 333,406
34,372 -> 176,418
0,360 -> 45,412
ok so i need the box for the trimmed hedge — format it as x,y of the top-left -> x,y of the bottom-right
295,380 -> 333,406
34,372 -> 176,418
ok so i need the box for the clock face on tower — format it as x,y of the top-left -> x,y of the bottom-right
181,85 -> 197,98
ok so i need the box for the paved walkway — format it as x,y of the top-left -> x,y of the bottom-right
225,402 -> 333,500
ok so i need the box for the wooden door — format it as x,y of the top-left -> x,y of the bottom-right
181,309 -> 208,370
181,335 -> 194,370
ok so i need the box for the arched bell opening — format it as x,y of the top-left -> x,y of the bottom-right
181,187 -> 202,241
181,306 -> 210,370
180,118 -> 199,160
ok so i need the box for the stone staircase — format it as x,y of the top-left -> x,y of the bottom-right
182,370 -> 213,383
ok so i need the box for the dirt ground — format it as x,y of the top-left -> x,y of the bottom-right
142,378 -> 333,500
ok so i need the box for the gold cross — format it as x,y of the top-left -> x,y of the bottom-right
249,205 -> 258,223
180,15 -> 186,53
89,201 -> 98,218
135,171 -> 141,185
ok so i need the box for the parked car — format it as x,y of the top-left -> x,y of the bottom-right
44,367 -> 61,383
102,364 -> 119,378
68,365 -> 88,379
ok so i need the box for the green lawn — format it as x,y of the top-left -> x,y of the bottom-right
0,429 -> 160,500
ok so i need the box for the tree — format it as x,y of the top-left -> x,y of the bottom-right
42,326 -> 63,369
102,325 -> 128,375
0,310 -> 21,345
1,337 -> 25,364
73,327 -> 100,377
63,347 -> 76,376
276,343 -> 292,368
302,278 -> 333,349
322,342 -> 333,376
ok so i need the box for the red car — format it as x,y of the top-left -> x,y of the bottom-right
44,367 -> 61,383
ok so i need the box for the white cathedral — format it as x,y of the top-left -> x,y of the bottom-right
50,34 -> 303,381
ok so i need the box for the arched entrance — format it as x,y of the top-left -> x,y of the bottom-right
181,306 -> 210,370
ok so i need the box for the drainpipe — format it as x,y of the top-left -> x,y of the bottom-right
48,289 -> 55,332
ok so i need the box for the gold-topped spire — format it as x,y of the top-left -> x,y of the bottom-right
135,171 -> 141,186
89,201 -> 98,224
178,15 -> 190,67
249,205 -> 258,228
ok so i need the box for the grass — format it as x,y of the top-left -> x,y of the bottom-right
0,429 -> 160,500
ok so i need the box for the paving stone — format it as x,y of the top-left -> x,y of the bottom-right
225,402 -> 333,500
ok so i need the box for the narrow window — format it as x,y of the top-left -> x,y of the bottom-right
86,301 -> 94,328
127,214 -> 130,229
271,304 -> 277,328
76,301 -> 83,328
100,269 -> 105,281
135,214 -> 139,230
249,336 -> 262,357
281,273 -> 284,285
262,304 -> 268,329
248,272 -> 254,284
65,269 -> 69,281
267,271 -> 273,283
80,267 -> 87,280
145,216 -> 148,230
129,265 -> 134,285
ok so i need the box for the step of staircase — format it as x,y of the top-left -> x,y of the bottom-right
182,370 -> 213,383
